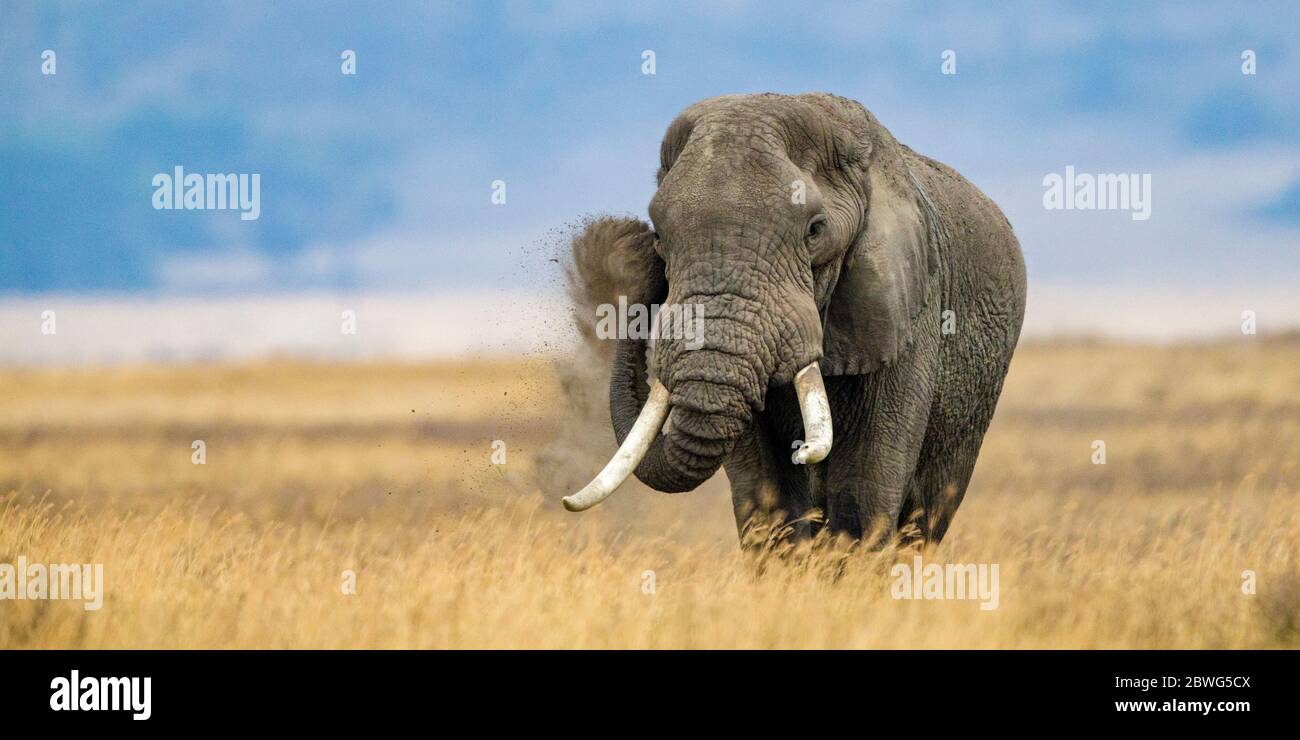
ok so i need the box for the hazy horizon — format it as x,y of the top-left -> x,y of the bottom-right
2,280 -> 1295,366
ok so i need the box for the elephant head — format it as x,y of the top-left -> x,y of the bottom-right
564,93 -> 938,511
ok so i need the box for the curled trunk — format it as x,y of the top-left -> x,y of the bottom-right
609,337 -> 748,492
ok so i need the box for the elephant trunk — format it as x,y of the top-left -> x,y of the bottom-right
625,334 -> 751,492
562,317 -> 833,512
560,222 -> 834,511
561,336 -> 740,511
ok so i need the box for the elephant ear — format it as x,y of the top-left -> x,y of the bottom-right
565,216 -> 665,360
820,119 -> 941,376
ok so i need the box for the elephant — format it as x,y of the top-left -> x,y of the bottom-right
561,92 -> 1026,547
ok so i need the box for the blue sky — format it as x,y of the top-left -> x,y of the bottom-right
2,0 -> 1299,298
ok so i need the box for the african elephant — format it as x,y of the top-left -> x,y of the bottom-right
562,92 -> 1026,546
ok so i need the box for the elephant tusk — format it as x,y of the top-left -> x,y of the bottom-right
792,362 -> 833,464
562,380 -> 671,512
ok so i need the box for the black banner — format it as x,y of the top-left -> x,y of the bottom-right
0,649 -> 1289,727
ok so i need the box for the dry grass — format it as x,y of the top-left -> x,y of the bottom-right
2,339 -> 1298,648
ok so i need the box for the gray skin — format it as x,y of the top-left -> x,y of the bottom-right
571,93 -> 1026,546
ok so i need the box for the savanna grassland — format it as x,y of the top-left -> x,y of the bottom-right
1,339 -> 1298,648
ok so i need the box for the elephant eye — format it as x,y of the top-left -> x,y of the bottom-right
806,215 -> 827,241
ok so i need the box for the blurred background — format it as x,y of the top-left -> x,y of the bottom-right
2,0 -> 1298,364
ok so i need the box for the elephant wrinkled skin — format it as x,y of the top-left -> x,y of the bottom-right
565,93 -> 1027,547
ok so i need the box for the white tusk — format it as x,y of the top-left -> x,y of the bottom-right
562,380 -> 671,512
792,362 -> 833,464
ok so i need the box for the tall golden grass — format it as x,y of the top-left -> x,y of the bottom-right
2,339 -> 1298,648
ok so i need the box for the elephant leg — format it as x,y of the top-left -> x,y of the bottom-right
823,322 -> 941,544
824,379 -> 934,542
903,361 -> 1014,545
901,441 -> 979,547
724,420 -> 809,546
759,374 -> 909,543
